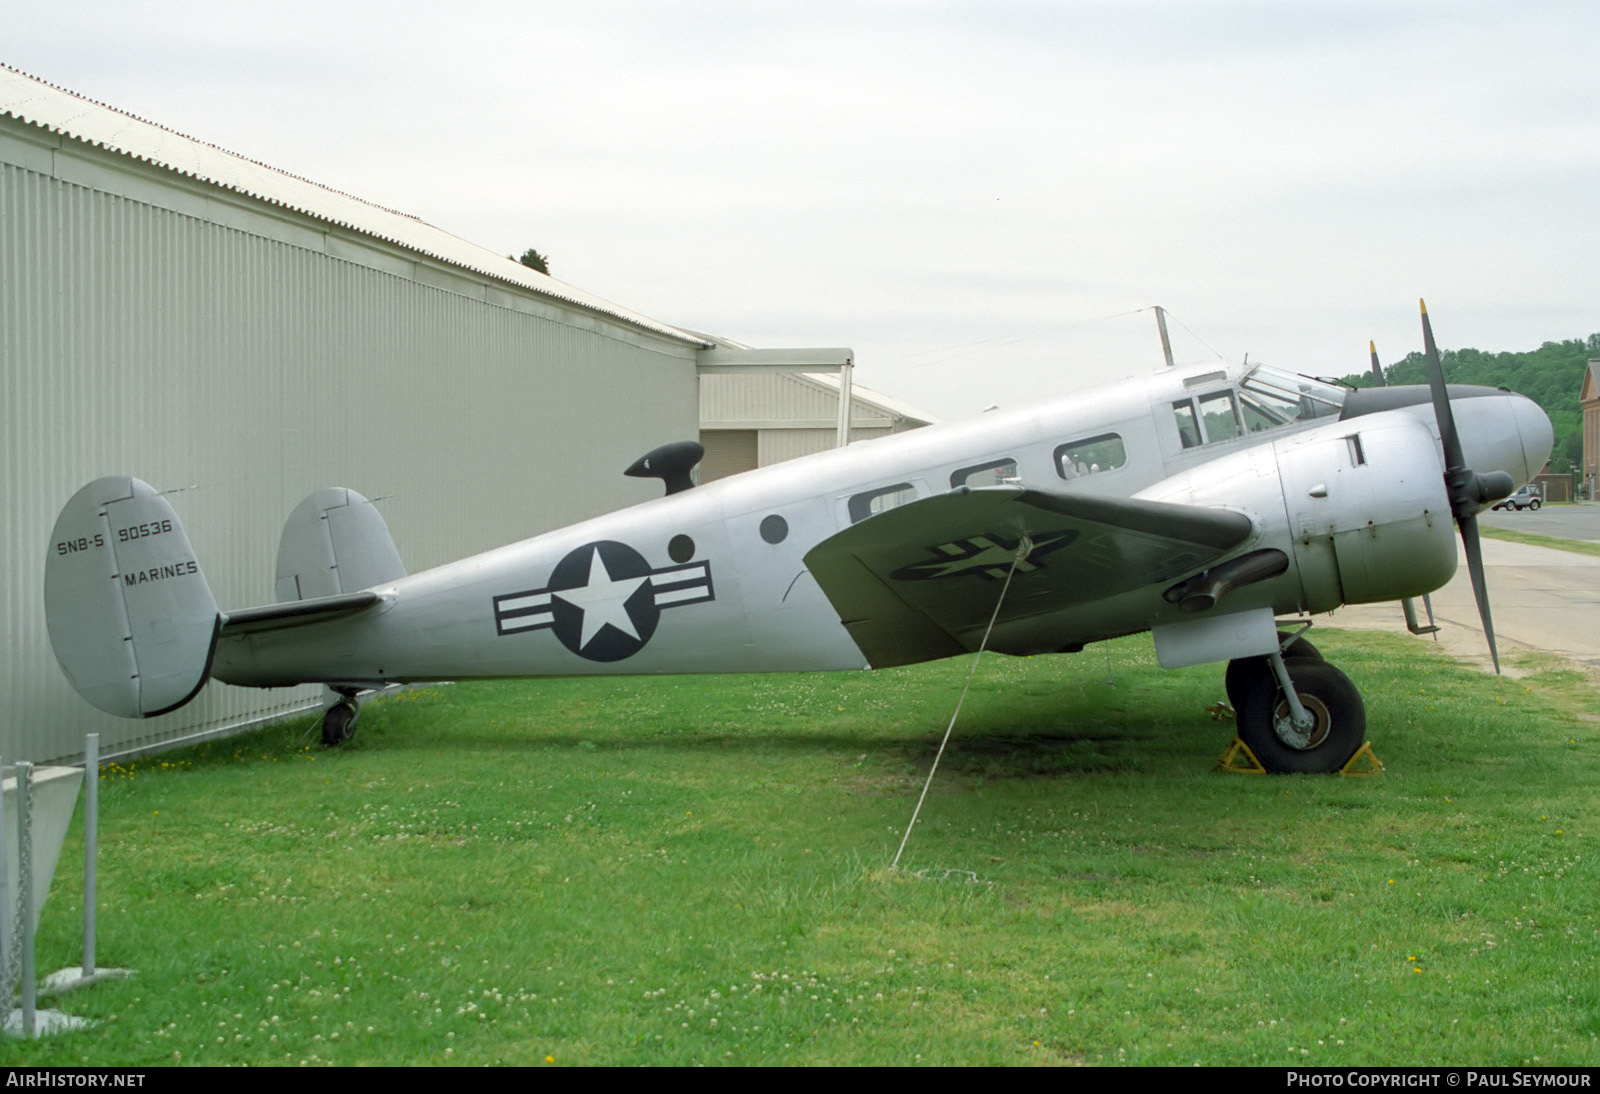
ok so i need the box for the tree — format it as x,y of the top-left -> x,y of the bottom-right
510,247 -> 550,275
1337,333 -> 1599,475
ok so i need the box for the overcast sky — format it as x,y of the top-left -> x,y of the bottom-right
9,0 -> 1597,418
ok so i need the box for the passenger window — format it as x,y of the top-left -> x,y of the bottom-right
848,482 -> 918,524
1198,391 -> 1243,443
950,459 -> 1018,489
1054,433 -> 1127,478
1173,402 -> 1201,449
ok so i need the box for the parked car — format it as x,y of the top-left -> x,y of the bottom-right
1492,485 -> 1543,511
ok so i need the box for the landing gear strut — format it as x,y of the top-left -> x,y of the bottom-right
1223,630 -> 1322,713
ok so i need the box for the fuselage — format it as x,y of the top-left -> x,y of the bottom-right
210,362 -> 1552,689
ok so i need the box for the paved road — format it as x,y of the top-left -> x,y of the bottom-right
1328,535 -> 1600,676
1480,501 -> 1600,542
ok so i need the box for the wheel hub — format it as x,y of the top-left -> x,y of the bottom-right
1272,693 -> 1331,750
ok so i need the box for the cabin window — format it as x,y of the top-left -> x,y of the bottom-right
848,482 -> 918,524
950,459 -> 1018,489
1173,401 -> 1202,449
1198,390 -> 1243,443
1175,393 -> 1251,447
1054,433 -> 1127,478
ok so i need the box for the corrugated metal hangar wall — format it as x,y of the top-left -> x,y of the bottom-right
1,77 -> 706,764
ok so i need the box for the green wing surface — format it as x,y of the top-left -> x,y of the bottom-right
802,487 -> 1253,668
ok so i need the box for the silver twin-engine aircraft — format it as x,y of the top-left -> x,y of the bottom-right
45,305 -> 1552,772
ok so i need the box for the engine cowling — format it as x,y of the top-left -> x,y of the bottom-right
1271,414 -> 1457,612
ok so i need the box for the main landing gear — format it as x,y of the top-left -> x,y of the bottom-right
1224,631 -> 1365,774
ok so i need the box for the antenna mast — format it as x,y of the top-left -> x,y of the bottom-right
1154,305 -> 1176,368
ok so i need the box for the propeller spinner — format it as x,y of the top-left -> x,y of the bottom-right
1419,300 -> 1516,672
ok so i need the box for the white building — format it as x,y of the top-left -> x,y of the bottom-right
698,368 -> 935,481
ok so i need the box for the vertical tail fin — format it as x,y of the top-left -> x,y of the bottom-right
44,477 -> 219,718
275,487 -> 405,601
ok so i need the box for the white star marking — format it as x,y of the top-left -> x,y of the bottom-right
551,548 -> 649,650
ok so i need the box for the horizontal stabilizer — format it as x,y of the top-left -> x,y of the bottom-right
45,477 -> 219,718
803,486 -> 1254,668
222,591 -> 384,636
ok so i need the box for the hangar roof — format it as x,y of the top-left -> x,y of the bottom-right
0,64 -> 707,347
801,372 -> 939,426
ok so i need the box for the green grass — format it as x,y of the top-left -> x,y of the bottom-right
8,630 -> 1598,1066
1480,525 -> 1600,558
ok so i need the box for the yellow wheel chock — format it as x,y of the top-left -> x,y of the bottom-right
1219,737 -> 1267,774
1338,741 -> 1384,776
1218,738 -> 1384,776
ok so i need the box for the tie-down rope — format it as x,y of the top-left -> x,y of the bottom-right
891,535 -> 1032,870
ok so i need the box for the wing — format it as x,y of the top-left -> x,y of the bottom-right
802,486 -> 1253,668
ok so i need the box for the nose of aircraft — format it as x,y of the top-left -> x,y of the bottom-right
1511,391 -> 1555,484
1453,391 -> 1553,489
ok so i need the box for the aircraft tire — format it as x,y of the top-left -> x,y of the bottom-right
1236,661 -> 1364,774
321,699 -> 359,747
1222,633 -> 1323,712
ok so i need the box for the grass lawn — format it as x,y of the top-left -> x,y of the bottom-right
7,628 -> 1597,1066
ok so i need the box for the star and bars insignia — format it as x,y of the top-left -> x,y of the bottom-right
492,540 -> 714,662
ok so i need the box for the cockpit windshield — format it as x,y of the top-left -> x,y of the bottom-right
1238,365 -> 1348,432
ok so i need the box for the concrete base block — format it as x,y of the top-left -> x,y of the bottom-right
2,1007 -> 93,1037
40,966 -> 132,996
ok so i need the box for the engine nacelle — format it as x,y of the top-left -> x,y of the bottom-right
1142,411 -> 1460,619
1271,414 -> 1458,612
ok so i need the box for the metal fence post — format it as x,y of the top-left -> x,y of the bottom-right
83,735 -> 98,979
17,762 -> 34,1039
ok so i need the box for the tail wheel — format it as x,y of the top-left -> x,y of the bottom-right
1236,661 -> 1365,774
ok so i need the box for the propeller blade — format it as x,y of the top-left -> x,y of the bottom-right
1419,299 -> 1502,673
1420,299 -> 1469,478
1369,341 -> 1386,387
1459,514 -> 1501,673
